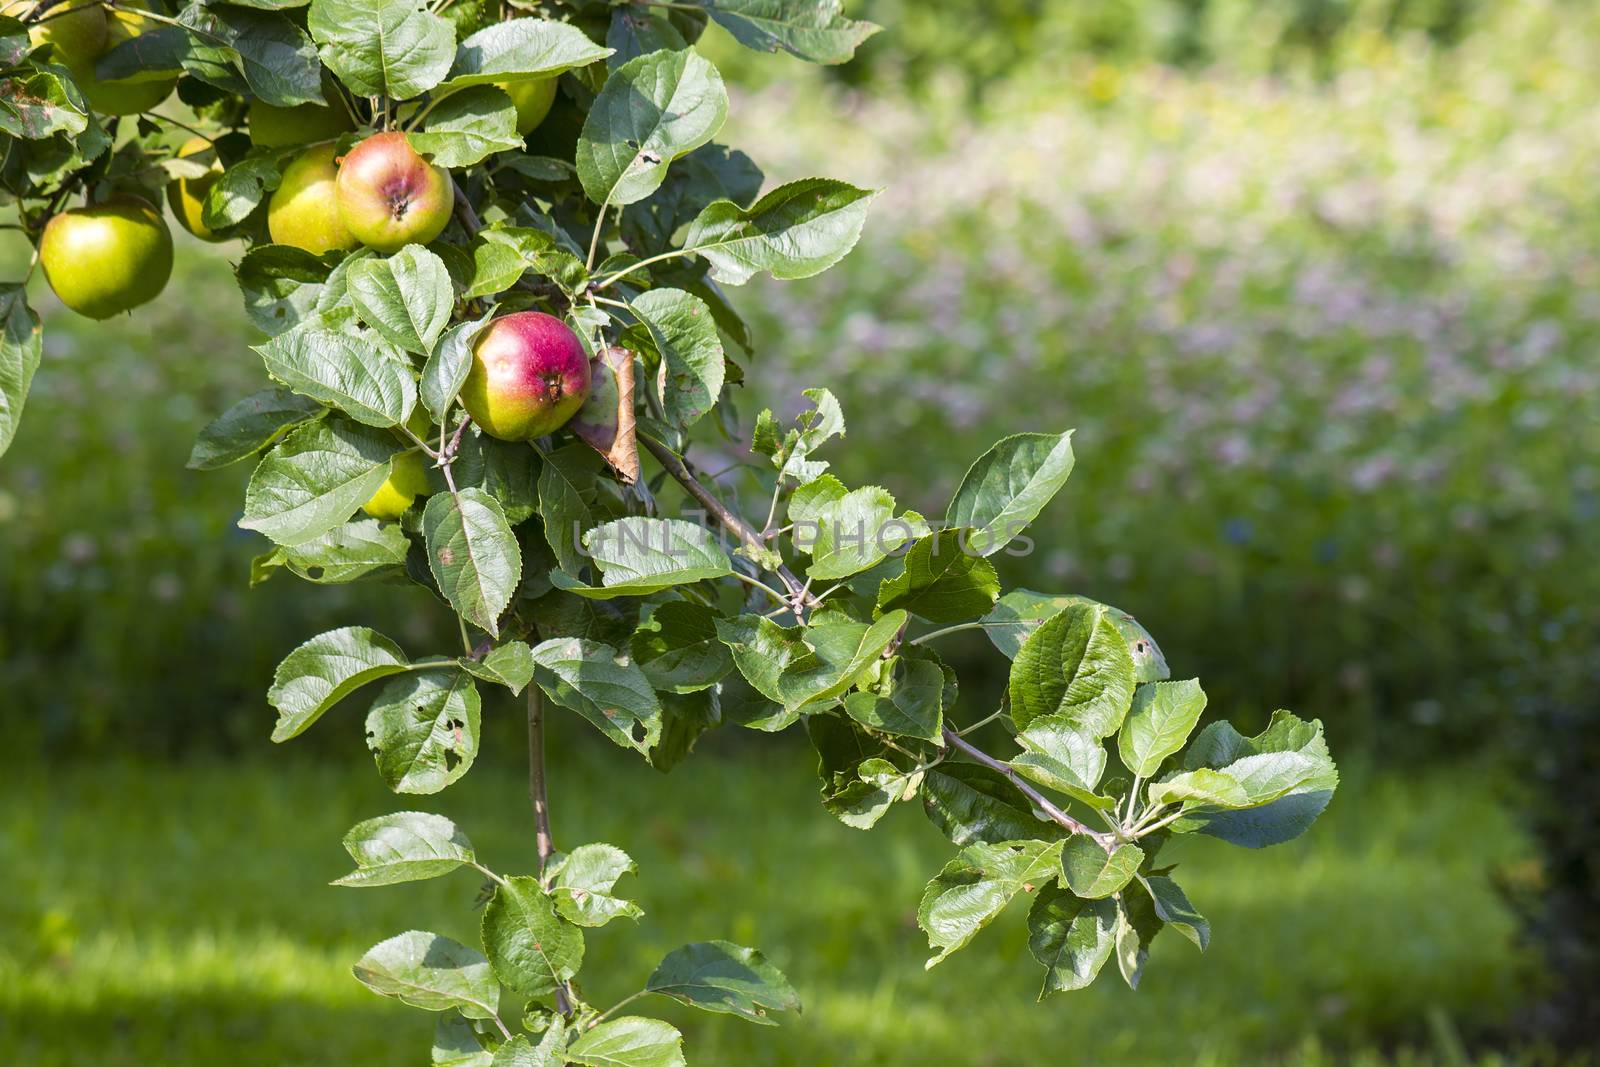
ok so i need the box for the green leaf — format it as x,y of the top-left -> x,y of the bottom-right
482,876 -> 583,997
255,319 -> 417,428
492,1025 -> 566,1067
0,66 -> 87,139
348,245 -> 455,354
631,601 -> 733,694
530,637 -> 663,753
566,1017 -> 684,1067
365,671 -> 481,794
645,941 -> 800,1025
607,8 -> 687,68
1114,882 -> 1163,989
537,444 -> 601,575
412,85 -> 522,167
982,592 -> 1168,681
1007,602 -> 1135,736
0,285 -> 42,460
186,383 -> 321,470
235,244 -> 334,337
202,152 -> 285,231
353,931 -> 499,1017
549,843 -> 642,928
841,655 -> 943,742
718,611 -> 904,714
807,714 -> 899,829
444,17 -> 611,90
922,763 -> 1058,847
1010,717 -> 1111,810
433,1013 -> 493,1067
239,418 -> 402,547
446,429 -> 539,525
268,625 -> 411,741
1059,836 -> 1143,899
275,518 -> 411,584
629,288 -> 724,432
560,517 -> 732,597
686,0 -> 880,64
1026,886 -> 1117,997
214,7 -> 324,107
876,529 -> 1000,623
684,178 -> 876,286
576,48 -> 728,207
789,476 -> 924,581
918,840 -> 1062,968
1142,874 -> 1209,950
308,0 -> 455,99
423,310 -> 496,420
1118,679 -> 1207,779
946,432 -> 1075,557
461,640 -> 536,695
334,811 -> 475,887
424,488 -> 523,637
1144,767 -> 1252,810
1171,710 -> 1339,847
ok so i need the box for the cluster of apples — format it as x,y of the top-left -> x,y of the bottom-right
15,0 -> 588,520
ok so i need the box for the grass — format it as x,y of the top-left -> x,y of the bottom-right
0,725 -> 1534,1066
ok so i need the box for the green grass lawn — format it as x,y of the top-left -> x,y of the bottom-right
0,726 -> 1533,1066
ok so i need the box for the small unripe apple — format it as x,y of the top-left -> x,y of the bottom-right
166,137 -> 226,242
39,194 -> 173,320
2,0 -> 106,69
248,91 -> 354,148
363,450 -> 432,521
460,312 -> 590,441
335,132 -> 453,253
75,1 -> 177,116
267,143 -> 358,254
499,77 -> 557,135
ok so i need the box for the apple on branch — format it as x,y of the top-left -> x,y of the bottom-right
460,312 -> 590,441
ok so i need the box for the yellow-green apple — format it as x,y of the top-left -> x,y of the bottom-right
75,1 -> 177,116
334,131 -> 453,253
166,137 -> 226,242
499,77 -> 557,135
39,194 -> 173,319
460,311 -> 590,441
267,142 -> 358,254
363,450 -> 432,520
2,0 -> 106,68
248,85 -> 354,148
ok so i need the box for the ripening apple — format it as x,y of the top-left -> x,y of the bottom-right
166,137 -> 226,242
248,83 -> 354,148
267,142 -> 358,254
39,194 -> 173,319
499,77 -> 557,135
2,0 -> 106,69
335,132 -> 453,253
74,1 -> 178,116
459,312 -> 590,441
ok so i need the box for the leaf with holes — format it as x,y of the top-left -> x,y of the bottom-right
365,671 -> 482,794
549,843 -> 642,927
530,637 -> 663,753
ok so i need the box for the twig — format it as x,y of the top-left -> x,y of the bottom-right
451,179 -> 483,236
526,684 -> 573,1016
639,432 -> 812,605
940,726 -> 1114,849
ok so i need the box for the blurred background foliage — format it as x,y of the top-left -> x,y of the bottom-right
3,0 -> 1598,1062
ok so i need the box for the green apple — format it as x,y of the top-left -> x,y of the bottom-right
39,194 -> 173,320
499,76 -> 557,135
248,93 -> 354,148
2,0 -> 107,69
460,311 -> 590,441
363,449 -> 432,521
165,137 -> 226,242
74,1 -> 176,116
334,131 -> 453,253
267,142 -> 358,254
